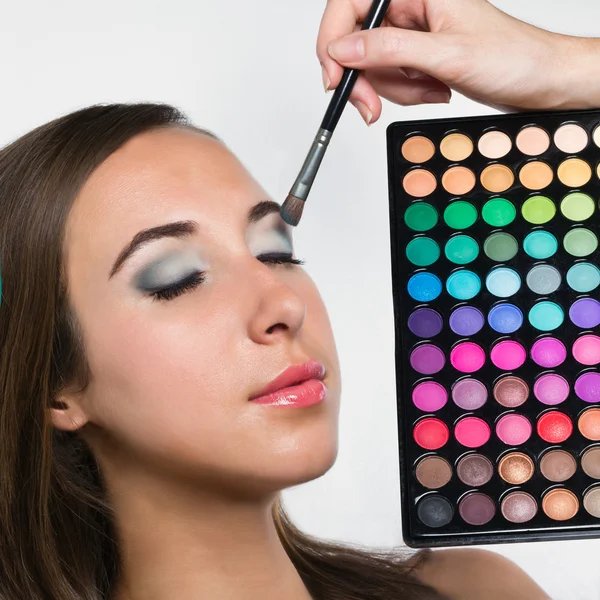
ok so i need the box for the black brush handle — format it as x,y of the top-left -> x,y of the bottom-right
320,0 -> 391,133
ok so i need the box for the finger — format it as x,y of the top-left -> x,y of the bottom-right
317,0 -> 374,90
328,28 -> 458,79
348,73 -> 383,124
366,68 -> 452,106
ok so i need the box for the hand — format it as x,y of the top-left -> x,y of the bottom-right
317,0 -> 598,124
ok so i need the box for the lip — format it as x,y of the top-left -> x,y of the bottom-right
249,360 -> 327,407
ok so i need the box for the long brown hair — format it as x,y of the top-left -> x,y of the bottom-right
0,103 -> 443,600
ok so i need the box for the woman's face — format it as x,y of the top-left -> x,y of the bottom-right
60,127 -> 340,496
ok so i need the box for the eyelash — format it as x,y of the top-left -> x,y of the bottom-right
150,253 -> 304,301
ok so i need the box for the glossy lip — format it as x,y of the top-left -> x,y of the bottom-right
249,360 -> 327,407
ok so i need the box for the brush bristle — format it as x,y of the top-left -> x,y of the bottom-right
280,195 -> 305,227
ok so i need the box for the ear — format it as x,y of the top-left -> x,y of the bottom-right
50,388 -> 90,432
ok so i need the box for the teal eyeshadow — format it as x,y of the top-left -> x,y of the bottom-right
566,263 -> 600,293
446,270 -> 481,300
523,230 -> 558,260
444,235 -> 479,265
528,301 -> 564,331
408,272 -> 442,302
485,267 -> 522,298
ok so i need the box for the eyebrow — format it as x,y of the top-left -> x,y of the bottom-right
109,200 -> 283,278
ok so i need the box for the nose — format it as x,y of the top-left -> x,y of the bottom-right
246,262 -> 306,345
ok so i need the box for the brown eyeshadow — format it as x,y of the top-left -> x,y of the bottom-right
456,454 -> 493,487
493,376 -> 529,408
501,491 -> 538,523
415,456 -> 453,489
581,447 -> 600,479
540,450 -> 577,482
498,452 -> 534,485
542,488 -> 580,521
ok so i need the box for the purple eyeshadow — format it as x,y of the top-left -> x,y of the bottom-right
410,344 -> 446,375
570,298 -> 600,329
408,308 -> 443,338
575,372 -> 600,403
449,306 -> 485,336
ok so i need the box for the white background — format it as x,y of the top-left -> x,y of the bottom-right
2,1 -> 600,598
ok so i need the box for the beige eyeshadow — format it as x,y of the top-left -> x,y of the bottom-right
440,133 -> 473,162
542,488 -> 579,521
441,166 -> 476,195
403,169 -> 437,197
582,447 -> 600,479
480,164 -> 514,193
557,158 -> 592,188
519,161 -> 554,190
402,136 -> 435,163
478,130 -> 512,159
540,449 -> 577,482
516,126 -> 550,156
583,487 -> 600,518
554,123 -> 588,153
594,125 -> 600,148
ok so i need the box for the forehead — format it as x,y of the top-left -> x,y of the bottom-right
66,127 -> 266,244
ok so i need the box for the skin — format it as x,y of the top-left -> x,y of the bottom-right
317,0 -> 600,123
48,128 -> 548,599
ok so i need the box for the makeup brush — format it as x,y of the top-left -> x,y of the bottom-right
281,0 -> 391,227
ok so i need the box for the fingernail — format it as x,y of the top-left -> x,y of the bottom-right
354,101 -> 373,126
422,91 -> 451,104
328,35 -> 365,63
321,64 -> 331,92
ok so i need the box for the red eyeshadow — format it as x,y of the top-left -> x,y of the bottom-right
537,411 -> 573,444
413,418 -> 450,450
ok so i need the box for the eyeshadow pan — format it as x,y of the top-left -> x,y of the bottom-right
519,161 -> 553,190
561,192 -> 595,222
480,164 -> 514,193
446,270 -> 481,300
526,264 -> 562,295
404,202 -> 438,231
417,495 -> 454,528
478,130 -> 512,159
442,166 -> 476,195
528,301 -> 564,331
415,456 -> 453,489
557,158 -> 592,187
413,418 -> 450,450
583,487 -> 600,519
594,125 -> 600,148
530,337 -> 567,368
440,132 -> 473,161
404,169 -> 437,197
521,195 -> 556,224
496,414 -> 532,446
482,198 -> 516,227
454,417 -> 490,448
412,381 -> 448,412
452,379 -> 488,410
569,298 -> 600,329
537,411 -> 573,444
444,201 -> 478,229
406,237 -> 441,267
563,228 -> 598,257
488,303 -> 523,334
540,450 -> 577,482
542,488 -> 579,521
498,452 -> 534,484
451,342 -> 486,373
490,340 -> 526,371
516,126 -> 550,156
484,232 -> 518,262
534,374 -> 569,406
456,453 -> 493,486
575,372 -> 600,403
493,376 -> 529,408
523,230 -> 558,260
554,123 -> 588,153
582,447 -> 600,479
459,492 -> 496,525
566,263 -> 600,293
408,272 -> 442,302
486,267 -> 521,298
573,335 -> 600,366
444,235 -> 479,265
410,344 -> 446,375
578,408 -> 600,441
449,306 -> 485,336
501,491 -> 537,523
408,308 -> 443,339
402,135 -> 435,163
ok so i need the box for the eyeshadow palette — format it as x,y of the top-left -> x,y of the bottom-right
387,109 -> 600,547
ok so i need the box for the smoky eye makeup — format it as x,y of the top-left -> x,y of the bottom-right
134,251 -> 208,293
246,212 -> 294,258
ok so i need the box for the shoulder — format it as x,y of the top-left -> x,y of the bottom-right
412,548 -> 552,600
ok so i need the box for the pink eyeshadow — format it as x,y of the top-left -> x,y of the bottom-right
490,340 -> 526,371
496,413 -> 532,445
531,337 -> 567,368
412,381 -> 448,412
573,335 -> 600,366
454,417 -> 491,448
450,342 -> 486,373
533,374 -> 570,405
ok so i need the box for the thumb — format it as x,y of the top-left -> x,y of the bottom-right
328,28 -> 459,81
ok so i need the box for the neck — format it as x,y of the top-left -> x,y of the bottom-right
108,467 -> 311,600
